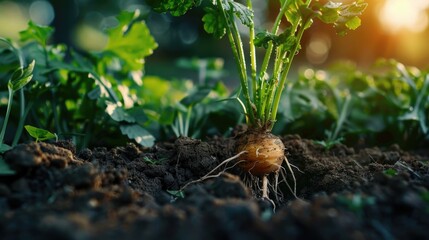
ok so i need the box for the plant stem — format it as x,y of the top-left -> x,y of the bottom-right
12,101 -> 34,146
263,46 -> 286,123
184,106 -> 192,137
262,175 -> 268,198
0,37 -> 28,145
258,1 -> 290,78
0,89 -> 14,145
330,95 -> 351,141
217,0 -> 254,125
257,0 -> 289,124
270,20 -> 309,127
247,0 -> 257,101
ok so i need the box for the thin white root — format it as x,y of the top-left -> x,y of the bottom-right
262,175 -> 268,199
273,171 -> 280,203
179,151 -> 247,191
284,156 -> 297,195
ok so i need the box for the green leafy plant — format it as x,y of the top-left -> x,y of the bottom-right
1,10 -> 160,148
371,59 -> 429,147
0,59 -> 34,150
150,0 -> 367,197
0,37 -> 35,150
24,125 -> 57,142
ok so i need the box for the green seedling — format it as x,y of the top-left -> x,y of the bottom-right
0,37 -> 35,148
167,189 -> 185,199
24,125 -> 58,142
143,156 -> 167,165
314,137 -> 344,150
0,59 -> 35,150
150,0 -> 367,197
383,168 -> 398,177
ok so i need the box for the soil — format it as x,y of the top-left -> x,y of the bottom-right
1,135 -> 428,240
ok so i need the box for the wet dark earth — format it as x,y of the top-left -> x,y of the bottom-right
1,135 -> 428,240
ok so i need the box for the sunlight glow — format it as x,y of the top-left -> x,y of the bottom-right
379,0 -> 429,33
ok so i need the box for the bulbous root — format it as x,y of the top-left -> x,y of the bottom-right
179,131 -> 300,204
236,131 -> 285,176
236,131 -> 299,200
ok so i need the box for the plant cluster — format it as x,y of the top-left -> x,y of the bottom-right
150,0 -> 367,131
149,0 -> 367,198
0,10 -> 232,153
277,60 -> 429,149
2,1 -> 428,185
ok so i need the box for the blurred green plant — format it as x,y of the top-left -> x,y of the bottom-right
277,60 -> 429,149
24,125 -> 57,142
0,10 -> 160,148
0,38 -> 34,150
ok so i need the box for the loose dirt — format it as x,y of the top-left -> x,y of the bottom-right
1,135 -> 428,240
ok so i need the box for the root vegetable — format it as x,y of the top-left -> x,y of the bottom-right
236,131 -> 285,176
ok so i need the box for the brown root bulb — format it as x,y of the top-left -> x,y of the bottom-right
236,131 -> 285,176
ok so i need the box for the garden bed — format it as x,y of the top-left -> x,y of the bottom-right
1,135 -> 428,240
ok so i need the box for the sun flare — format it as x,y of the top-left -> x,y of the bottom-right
379,0 -> 429,33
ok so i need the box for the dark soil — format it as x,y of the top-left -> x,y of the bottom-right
1,135 -> 428,240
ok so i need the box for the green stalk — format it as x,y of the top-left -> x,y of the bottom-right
270,20 -> 308,127
247,0 -> 257,101
177,112 -> 184,136
257,0 -> 290,122
217,0 -> 255,125
0,37 -> 28,145
259,45 -> 284,123
42,46 -> 62,134
330,95 -> 351,141
258,0 -> 290,79
269,0 -> 313,128
0,88 -> 14,145
184,106 -> 192,137
12,101 -> 34,146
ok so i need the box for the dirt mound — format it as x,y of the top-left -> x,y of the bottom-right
0,136 -> 428,239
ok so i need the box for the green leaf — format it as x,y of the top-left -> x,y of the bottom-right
105,102 -> 135,123
0,156 -> 15,175
254,28 -> 296,49
147,0 -> 202,16
19,21 -> 53,47
104,10 -> 158,71
8,60 -> 35,92
203,0 -> 253,38
126,107 -> 149,123
254,31 -> 277,49
283,0 -> 301,27
88,86 -> 101,100
316,1 -> 367,35
24,125 -> 57,142
119,124 -> 155,147
0,144 -> 12,153
345,16 -> 361,30
227,1 -> 253,27
313,137 -> 344,150
159,106 -> 176,125
318,1 -> 342,24
203,7 -> 227,39
167,189 -> 185,198
180,87 -> 212,106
